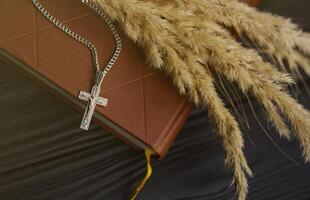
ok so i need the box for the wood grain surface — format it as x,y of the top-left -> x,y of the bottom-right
0,0 -> 310,200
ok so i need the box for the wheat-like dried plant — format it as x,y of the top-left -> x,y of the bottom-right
92,0 -> 310,199
181,0 -> 310,75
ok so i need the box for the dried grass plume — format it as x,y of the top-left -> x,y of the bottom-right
91,0 -> 310,199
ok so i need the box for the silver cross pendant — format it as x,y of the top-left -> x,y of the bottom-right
78,71 -> 108,130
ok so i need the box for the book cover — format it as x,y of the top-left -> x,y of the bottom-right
0,0 -> 192,158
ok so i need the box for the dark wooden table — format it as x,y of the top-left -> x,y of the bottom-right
0,1 -> 309,199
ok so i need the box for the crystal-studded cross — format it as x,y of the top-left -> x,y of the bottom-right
79,71 -> 108,130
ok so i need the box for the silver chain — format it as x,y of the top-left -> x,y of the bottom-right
31,0 -> 122,75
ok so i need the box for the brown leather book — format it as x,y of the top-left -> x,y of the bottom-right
0,0 -> 258,158
242,0 -> 262,6
0,0 -> 193,158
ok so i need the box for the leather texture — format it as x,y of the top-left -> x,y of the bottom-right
241,0 -> 261,6
0,0 -> 256,157
0,0 -> 192,158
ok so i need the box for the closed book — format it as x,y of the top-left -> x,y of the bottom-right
0,0 -> 258,158
0,0 -> 192,158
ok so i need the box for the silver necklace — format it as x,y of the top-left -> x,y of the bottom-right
31,0 -> 122,130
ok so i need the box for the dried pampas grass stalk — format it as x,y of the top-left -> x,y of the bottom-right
180,0 -> 310,75
91,0 -> 310,199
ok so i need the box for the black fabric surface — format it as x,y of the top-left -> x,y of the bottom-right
0,1 -> 310,200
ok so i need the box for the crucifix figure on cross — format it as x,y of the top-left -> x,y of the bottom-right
79,71 -> 108,130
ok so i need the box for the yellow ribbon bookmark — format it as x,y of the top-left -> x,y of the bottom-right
130,150 -> 153,200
